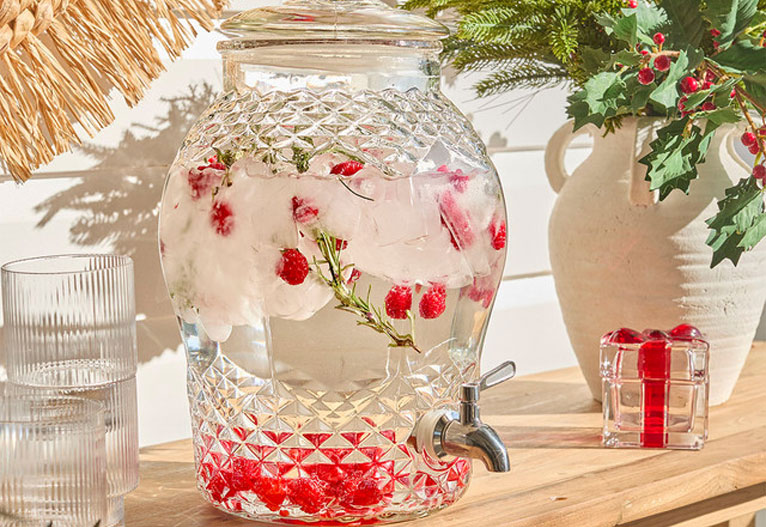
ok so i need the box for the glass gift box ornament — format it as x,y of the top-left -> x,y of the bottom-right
158,0 -> 512,523
600,325 -> 710,450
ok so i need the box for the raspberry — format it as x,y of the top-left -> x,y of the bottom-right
287,478 -> 330,514
653,55 -> 671,72
450,170 -> 470,192
346,478 -> 383,507
638,67 -> 655,85
710,28 -> 722,38
252,473 -> 287,511
702,101 -> 716,111
292,196 -> 319,223
439,191 -> 475,250
680,76 -> 699,94
750,143 -> 761,155
384,285 -> 412,319
488,218 -> 506,250
653,32 -> 665,45
419,284 -> 447,319
277,249 -> 309,285
330,160 -> 364,177
754,164 -> 766,180
346,268 -> 361,284
742,132 -> 758,147
188,162 -> 226,200
210,201 -> 235,236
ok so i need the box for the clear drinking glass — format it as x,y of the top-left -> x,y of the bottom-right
0,395 -> 107,527
1,255 -> 139,527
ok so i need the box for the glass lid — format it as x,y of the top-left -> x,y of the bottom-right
219,0 -> 449,44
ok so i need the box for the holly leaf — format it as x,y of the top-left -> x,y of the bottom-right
660,0 -> 707,48
715,40 -> 766,72
639,119 -> 715,199
597,12 -> 646,47
704,0 -> 758,46
706,177 -> 766,266
580,46 -> 612,76
650,48 -> 704,109
743,75 -> 766,108
567,72 -> 627,130
698,106 -> 741,125
610,49 -> 643,68
683,77 -> 739,108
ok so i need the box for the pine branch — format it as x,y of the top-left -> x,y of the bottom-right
474,63 -> 569,96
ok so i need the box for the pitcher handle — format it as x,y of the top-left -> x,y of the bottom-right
544,120 -> 595,193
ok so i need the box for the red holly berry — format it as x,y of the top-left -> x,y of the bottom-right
731,88 -> 737,98
210,201 -> 235,236
488,219 -> 506,250
705,70 -> 717,82
637,67 -> 656,85
702,80 -> 713,90
750,143 -> 761,155
419,284 -> 447,319
277,249 -> 309,285
330,161 -> 364,177
668,324 -> 703,340
627,0 -> 637,7
640,49 -> 650,56
702,101 -> 716,111
653,32 -> 665,45
677,96 -> 688,112
710,28 -> 722,38
754,164 -> 766,181
742,132 -> 758,147
292,196 -> 319,224
653,55 -> 671,72
385,285 -> 412,319
680,76 -> 699,94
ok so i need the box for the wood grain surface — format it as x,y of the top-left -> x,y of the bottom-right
126,344 -> 766,527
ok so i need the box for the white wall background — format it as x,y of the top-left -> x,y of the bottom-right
1,5 -> 764,448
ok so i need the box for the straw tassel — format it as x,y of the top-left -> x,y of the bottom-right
0,0 -> 226,181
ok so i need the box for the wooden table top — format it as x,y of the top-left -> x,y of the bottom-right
126,344 -> 766,527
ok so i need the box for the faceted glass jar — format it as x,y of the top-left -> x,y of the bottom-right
159,2 -> 507,522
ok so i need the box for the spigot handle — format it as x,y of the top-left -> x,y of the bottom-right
478,361 -> 516,392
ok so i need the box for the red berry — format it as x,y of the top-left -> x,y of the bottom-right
742,132 -> 758,147
653,32 -> 665,45
702,101 -> 716,111
346,268 -> 361,284
702,80 -> 713,90
640,49 -> 650,56
750,143 -> 761,155
330,161 -> 364,177
705,70 -> 717,82
754,164 -> 766,180
760,127 -> 766,136
439,191 -> 475,250
210,201 -> 235,236
638,67 -> 655,85
680,76 -> 699,94
668,324 -> 703,340
292,196 -> 319,223
677,96 -> 688,112
731,89 -> 737,98
627,0 -> 637,7
605,328 -> 644,345
488,218 -> 506,250
286,478 -> 330,514
419,284 -> 447,319
347,478 -> 383,507
188,162 -> 225,200
385,285 -> 412,319
253,474 -> 287,511
277,249 -> 309,285
653,55 -> 671,72
714,41 -> 720,50
710,28 -> 722,38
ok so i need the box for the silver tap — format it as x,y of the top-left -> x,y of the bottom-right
412,361 -> 516,473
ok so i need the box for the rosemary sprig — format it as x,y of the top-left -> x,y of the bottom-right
311,231 -> 421,353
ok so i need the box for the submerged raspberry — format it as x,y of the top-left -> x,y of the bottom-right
277,249 -> 310,285
210,201 -> 235,236
253,474 -> 287,511
292,196 -> 319,223
330,160 -> 364,177
419,284 -> 446,319
287,478 -> 330,514
385,285 -> 412,319
488,218 -> 506,250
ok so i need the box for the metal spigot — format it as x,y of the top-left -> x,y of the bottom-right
412,361 -> 516,473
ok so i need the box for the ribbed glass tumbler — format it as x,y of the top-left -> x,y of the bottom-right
1,255 -> 139,527
0,395 -> 107,527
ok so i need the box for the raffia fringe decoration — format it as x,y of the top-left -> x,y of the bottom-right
0,0 -> 227,181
